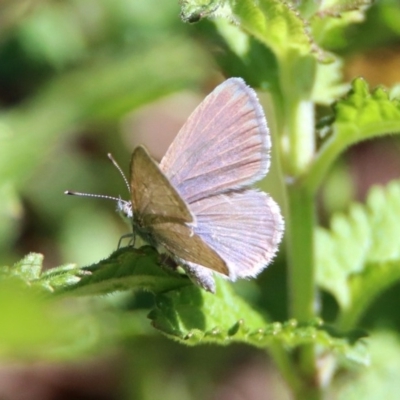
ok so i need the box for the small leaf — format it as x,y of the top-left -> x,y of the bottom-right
1,247 -> 188,296
180,0 -> 230,23
0,253 -> 44,282
55,246 -> 190,296
335,79 -> 400,143
312,55 -> 349,105
316,181 -> 400,328
38,263 -> 85,291
311,1 -> 371,50
306,79 -> 400,194
11,252 -> 43,280
232,0 -> 314,59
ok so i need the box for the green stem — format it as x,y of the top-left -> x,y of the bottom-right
270,74 -> 321,397
286,99 -> 315,176
286,184 -> 315,321
279,89 -> 315,322
286,183 -> 321,399
269,343 -> 323,399
302,135 -> 343,196
283,99 -> 320,397
268,344 -> 303,395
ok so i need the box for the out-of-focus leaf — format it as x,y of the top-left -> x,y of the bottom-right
316,181 -> 400,328
0,275 -> 96,360
0,252 -> 83,291
311,1 -> 371,50
335,331 -> 400,399
0,183 -> 22,255
180,0 -> 230,23
0,39 -> 209,190
312,55 -> 349,105
306,78 -> 400,194
197,18 -> 280,94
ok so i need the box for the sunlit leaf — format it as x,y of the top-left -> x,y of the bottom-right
149,278 -> 368,365
54,246 -> 189,296
312,55 -> 349,105
311,1 -> 371,50
306,78 -> 400,193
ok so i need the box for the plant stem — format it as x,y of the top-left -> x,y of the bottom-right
268,344 -> 303,395
281,94 -> 320,397
286,183 -> 322,399
286,184 -> 315,321
302,135 -> 343,196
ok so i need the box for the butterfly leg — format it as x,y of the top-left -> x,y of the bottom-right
117,232 -> 136,249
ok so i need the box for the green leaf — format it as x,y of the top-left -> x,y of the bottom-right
0,251 -> 174,360
0,38 -> 208,190
0,276 -> 100,360
316,181 -> 400,328
306,78 -> 400,194
149,277 -> 267,345
2,247 -> 191,297
312,55 -> 349,105
232,0 -> 319,102
0,252 -> 84,293
149,278 -> 368,365
201,18 -> 280,93
186,0 -> 318,91
54,246 -> 190,296
311,2 -> 371,50
232,0 -> 314,60
180,0 -> 230,23
335,78 -> 400,142
2,252 -> 367,364
0,252 -> 43,281
335,331 -> 400,399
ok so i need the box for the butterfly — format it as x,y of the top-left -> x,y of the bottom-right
66,78 -> 284,292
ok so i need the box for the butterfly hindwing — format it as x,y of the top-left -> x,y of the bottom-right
189,190 -> 284,279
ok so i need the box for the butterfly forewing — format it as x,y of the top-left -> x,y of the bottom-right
150,223 -> 229,275
130,146 -> 193,225
160,78 -> 270,204
130,145 -> 229,276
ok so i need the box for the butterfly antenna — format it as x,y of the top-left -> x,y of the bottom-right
107,153 -> 131,194
64,191 -> 122,202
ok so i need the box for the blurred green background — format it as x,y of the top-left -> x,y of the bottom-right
1,0 -> 400,399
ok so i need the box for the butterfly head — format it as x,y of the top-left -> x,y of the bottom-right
117,198 -> 133,222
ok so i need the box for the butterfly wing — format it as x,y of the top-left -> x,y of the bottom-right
130,146 -> 229,276
149,222 -> 229,275
130,146 -> 193,225
159,78 -> 270,204
189,190 -> 284,279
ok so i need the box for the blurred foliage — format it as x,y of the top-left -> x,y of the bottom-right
1,0 -> 400,399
